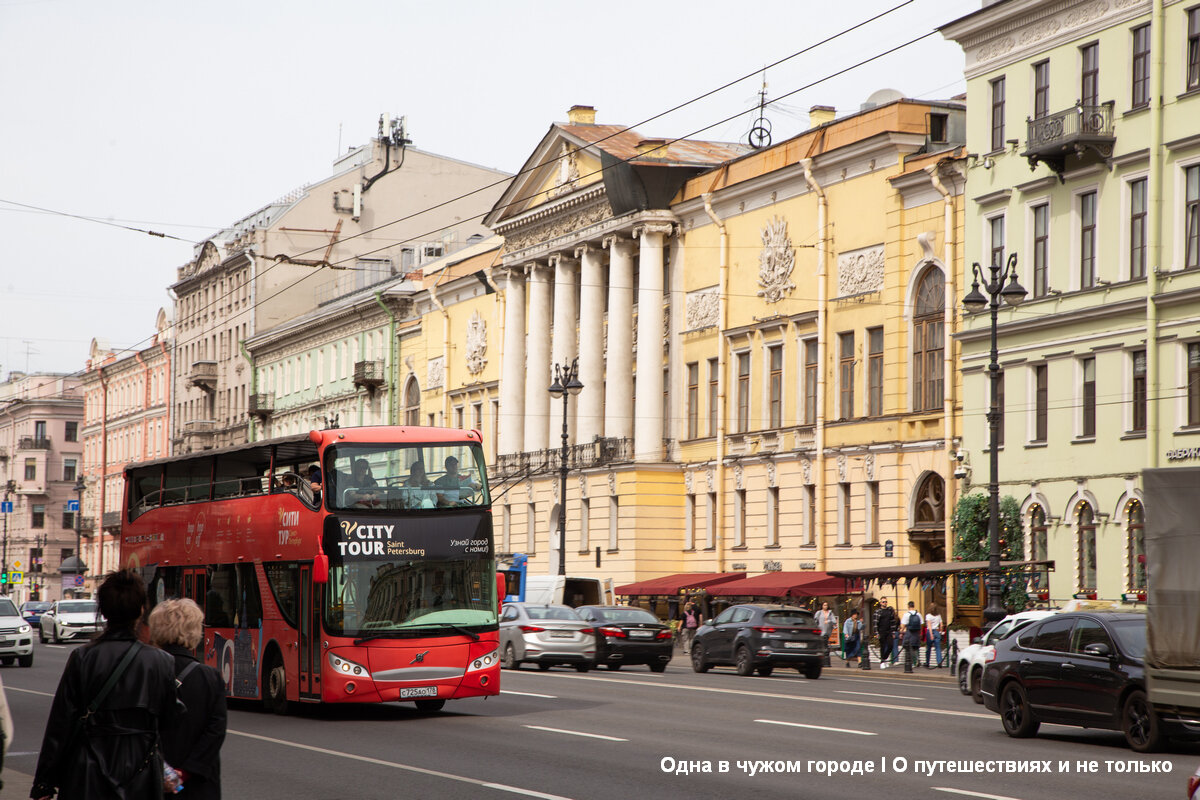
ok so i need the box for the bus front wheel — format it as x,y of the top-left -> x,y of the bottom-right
264,653 -> 288,715
415,698 -> 446,713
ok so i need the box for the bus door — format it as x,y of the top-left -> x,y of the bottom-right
298,564 -> 322,700
183,567 -> 208,660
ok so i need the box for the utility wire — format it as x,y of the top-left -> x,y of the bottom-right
0,198 -> 197,242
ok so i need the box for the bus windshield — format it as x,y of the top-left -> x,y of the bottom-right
326,558 -> 497,638
327,442 -> 490,511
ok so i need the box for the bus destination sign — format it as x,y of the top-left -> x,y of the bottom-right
332,514 -> 492,561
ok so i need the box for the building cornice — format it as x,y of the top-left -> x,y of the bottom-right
955,295 -> 1145,343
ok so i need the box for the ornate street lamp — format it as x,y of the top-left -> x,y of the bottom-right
548,359 -> 583,577
963,253 -> 1027,627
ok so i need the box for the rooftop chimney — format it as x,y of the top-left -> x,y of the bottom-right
809,105 -> 836,127
567,105 -> 596,125
637,138 -> 668,158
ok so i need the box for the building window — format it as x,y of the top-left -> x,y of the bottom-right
838,483 -> 851,545
1186,165 -> 1200,270
453,406 -> 464,430
65,421 -> 78,442
685,494 -> 696,550
989,216 -> 1005,267
1132,350 -> 1147,432
1081,357 -> 1096,437
1128,500 -> 1146,591
1078,503 -> 1097,590
768,344 -> 783,428
63,458 -> 77,483
1080,191 -> 1097,288
1030,505 -> 1049,592
913,269 -> 945,413
1130,178 -> 1147,279
990,76 -> 1006,152
32,504 -> 45,529
404,378 -> 421,426
734,489 -> 746,548
804,484 -> 816,546
63,509 -> 75,530
24,458 -> 36,481
736,351 -> 751,432
804,339 -> 818,424
1033,60 -> 1050,119
1081,42 -> 1099,107
706,492 -> 717,549
1033,204 -> 1049,296
686,362 -> 699,439
866,481 -> 879,545
767,486 -> 780,547
1132,25 -> 1151,108
1034,364 -> 1048,442
527,503 -> 537,555
662,366 -> 669,438
608,496 -> 619,551
839,332 -> 854,420
579,498 -> 589,553
472,402 -> 482,432
502,505 -> 511,553
929,112 -> 948,143
1189,343 -> 1200,426
707,358 -> 719,437
867,327 -> 883,417
1189,8 -> 1200,90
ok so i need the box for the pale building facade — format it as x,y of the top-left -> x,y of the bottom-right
941,0 -> 1200,602
0,373 -> 83,603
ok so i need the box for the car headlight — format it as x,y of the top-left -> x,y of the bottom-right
18,624 -> 30,634
467,649 -> 499,673
328,652 -> 369,677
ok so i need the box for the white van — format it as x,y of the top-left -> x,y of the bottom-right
523,576 -> 613,607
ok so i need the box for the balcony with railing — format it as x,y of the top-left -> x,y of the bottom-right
492,436 -> 635,480
248,392 -> 275,419
1021,102 -> 1115,178
353,360 -> 386,393
102,510 -> 122,529
189,360 -> 218,392
18,436 -> 51,450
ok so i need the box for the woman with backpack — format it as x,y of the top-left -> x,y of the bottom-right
901,601 -> 924,666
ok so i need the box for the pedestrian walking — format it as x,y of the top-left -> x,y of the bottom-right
874,598 -> 897,669
816,602 -> 836,651
900,601 -> 923,667
149,598 -> 227,799
925,605 -> 945,668
842,610 -> 863,666
681,600 -> 702,655
32,570 -> 179,800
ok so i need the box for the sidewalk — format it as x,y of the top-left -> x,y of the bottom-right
3,767 -> 35,799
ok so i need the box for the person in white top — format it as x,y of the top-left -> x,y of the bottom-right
924,607 -> 944,668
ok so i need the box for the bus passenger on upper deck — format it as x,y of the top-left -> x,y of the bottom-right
403,461 -> 432,488
350,459 -> 377,489
433,456 -> 480,505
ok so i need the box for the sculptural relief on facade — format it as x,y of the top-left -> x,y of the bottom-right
756,216 -> 796,303
608,472 -> 617,495
802,459 -> 811,485
706,468 -> 714,493
837,454 -> 848,482
837,244 -> 885,297
734,464 -> 744,490
550,142 -> 580,198
685,471 -> 694,494
686,288 -> 719,330
578,474 -> 587,498
427,356 -> 444,390
767,461 -> 777,487
865,453 -> 875,481
465,310 -> 487,374
503,200 -> 612,253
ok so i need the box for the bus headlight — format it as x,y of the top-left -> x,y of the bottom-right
466,649 -> 499,673
328,652 -> 368,677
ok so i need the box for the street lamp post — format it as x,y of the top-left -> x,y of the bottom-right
963,253 -> 1027,627
548,359 -> 583,577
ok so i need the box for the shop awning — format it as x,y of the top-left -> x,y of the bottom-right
705,571 -> 861,598
615,572 -> 747,596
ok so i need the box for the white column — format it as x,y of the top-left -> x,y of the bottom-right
634,224 -> 670,461
576,244 -> 605,444
498,267 -> 526,455
523,263 -> 552,452
550,253 -> 579,445
604,236 -> 635,442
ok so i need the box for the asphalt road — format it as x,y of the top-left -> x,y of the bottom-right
4,642 -> 1196,800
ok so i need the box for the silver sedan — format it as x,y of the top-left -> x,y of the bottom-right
499,603 -> 595,672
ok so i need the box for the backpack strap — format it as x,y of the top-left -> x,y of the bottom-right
176,660 -> 202,686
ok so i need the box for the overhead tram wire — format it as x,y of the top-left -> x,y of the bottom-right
0,198 -> 198,243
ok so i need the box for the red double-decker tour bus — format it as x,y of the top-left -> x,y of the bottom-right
121,426 -> 500,713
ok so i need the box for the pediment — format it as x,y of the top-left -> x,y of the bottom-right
484,125 -> 610,229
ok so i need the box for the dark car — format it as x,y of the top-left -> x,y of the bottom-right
690,604 -> 826,679
576,605 -> 673,672
981,611 -> 1194,752
20,601 -> 50,628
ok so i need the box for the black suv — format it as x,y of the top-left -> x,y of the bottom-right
690,604 -> 826,679
576,605 -> 673,672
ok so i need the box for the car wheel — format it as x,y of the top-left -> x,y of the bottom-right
0,657 -> 12,667
957,663 -> 971,695
1122,690 -> 1165,753
574,663 -> 590,673
756,664 -> 774,677
502,643 -> 519,670
691,643 -> 710,673
971,666 -> 984,704
999,682 -> 1039,738
39,625 -> 46,644
735,646 -> 754,677
649,663 -> 667,673
18,653 -> 32,668
605,663 -> 622,671
264,652 -> 288,715
804,664 -> 822,680
52,625 -> 62,644
414,699 -> 446,713
537,662 -> 552,671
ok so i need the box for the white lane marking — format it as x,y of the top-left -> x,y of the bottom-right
227,729 -> 573,799
832,675 -> 960,692
501,690 -> 558,699
755,719 -> 876,736
5,686 -> 54,698
528,673 -> 993,719
523,725 -> 627,742
932,788 -> 1024,800
836,690 -> 920,700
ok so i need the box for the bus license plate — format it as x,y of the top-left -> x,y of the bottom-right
400,686 -> 438,699
784,642 -> 808,649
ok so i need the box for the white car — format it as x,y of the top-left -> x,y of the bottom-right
956,610 -> 1055,702
0,596 -> 34,667
39,599 -> 102,643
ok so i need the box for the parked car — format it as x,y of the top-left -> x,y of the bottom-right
691,604 -> 826,679
499,602 -> 595,672
0,596 -> 34,667
19,600 -> 50,629
956,610 -> 1055,703
576,605 -> 672,672
980,610 -> 1196,752
39,599 -> 102,643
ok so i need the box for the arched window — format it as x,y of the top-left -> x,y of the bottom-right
912,267 -> 945,412
1077,502 -> 1097,590
914,473 -> 945,526
1029,504 -> 1049,590
1127,499 -> 1146,591
404,377 -> 421,426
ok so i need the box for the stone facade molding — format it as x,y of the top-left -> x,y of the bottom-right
756,216 -> 796,303
427,356 -> 445,390
837,244 -> 885,297
686,287 -> 720,330
465,310 -> 487,375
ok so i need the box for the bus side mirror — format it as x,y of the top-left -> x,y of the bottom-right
496,572 -> 506,615
313,554 -> 329,584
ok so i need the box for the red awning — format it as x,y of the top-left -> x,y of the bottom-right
615,572 -> 747,596
705,571 -> 862,598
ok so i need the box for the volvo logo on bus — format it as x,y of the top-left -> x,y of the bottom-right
410,651 -> 430,664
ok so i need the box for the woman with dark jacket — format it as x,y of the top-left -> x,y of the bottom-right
149,598 -> 227,799
32,571 -> 178,800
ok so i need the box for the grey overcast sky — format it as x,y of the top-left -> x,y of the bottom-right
0,0 -> 970,376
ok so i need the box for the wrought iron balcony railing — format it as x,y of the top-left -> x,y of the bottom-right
1022,102 -> 1115,178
